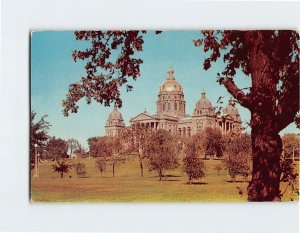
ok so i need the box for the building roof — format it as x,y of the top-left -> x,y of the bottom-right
195,89 -> 213,109
105,105 -> 125,126
159,67 -> 183,92
223,97 -> 239,116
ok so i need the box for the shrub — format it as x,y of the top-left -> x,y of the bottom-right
74,162 -> 87,177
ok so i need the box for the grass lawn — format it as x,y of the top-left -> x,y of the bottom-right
31,157 -> 299,202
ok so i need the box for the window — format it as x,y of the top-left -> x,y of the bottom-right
163,103 -> 165,111
168,103 -> 171,110
174,103 -> 177,110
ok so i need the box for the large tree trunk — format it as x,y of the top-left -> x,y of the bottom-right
112,163 -> 115,178
247,122 -> 282,201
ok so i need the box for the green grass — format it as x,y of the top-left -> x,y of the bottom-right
31,157 -> 299,202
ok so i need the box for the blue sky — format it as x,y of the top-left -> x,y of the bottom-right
31,31 -> 298,149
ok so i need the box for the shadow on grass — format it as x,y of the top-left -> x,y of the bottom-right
185,181 -> 208,185
148,174 -> 182,179
225,180 -> 248,183
161,179 -> 180,182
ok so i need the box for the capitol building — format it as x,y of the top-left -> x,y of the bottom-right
105,67 -> 242,137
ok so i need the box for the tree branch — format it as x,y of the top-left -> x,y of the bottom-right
219,77 -> 252,109
275,90 -> 299,132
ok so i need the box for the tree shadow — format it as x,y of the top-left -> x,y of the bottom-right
185,181 -> 208,185
78,176 -> 91,179
148,174 -> 181,179
161,179 -> 180,182
163,175 -> 181,178
225,180 -> 248,183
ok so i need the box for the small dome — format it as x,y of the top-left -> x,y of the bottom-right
195,90 -> 212,109
160,67 -> 183,92
193,90 -> 215,116
223,97 -> 240,120
106,105 -> 125,126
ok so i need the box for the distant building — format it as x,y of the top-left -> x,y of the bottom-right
105,67 -> 242,136
105,105 -> 125,136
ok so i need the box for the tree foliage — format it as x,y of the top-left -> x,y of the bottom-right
88,136 -> 113,157
123,122 -> 150,177
30,110 -> 51,163
74,161 -> 87,177
223,133 -> 252,181
202,128 -> 224,159
144,130 -> 179,181
95,158 -> 107,175
223,153 -> 251,181
52,160 -> 72,179
182,139 -> 206,183
45,137 -> 69,159
62,31 -> 159,116
282,133 -> 299,160
88,135 -> 126,177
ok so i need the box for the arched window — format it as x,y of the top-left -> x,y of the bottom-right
163,103 -> 165,111
174,103 -> 177,110
168,103 -> 171,110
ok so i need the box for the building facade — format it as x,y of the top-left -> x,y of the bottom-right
105,67 -> 242,137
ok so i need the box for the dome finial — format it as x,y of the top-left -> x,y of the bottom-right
229,97 -> 234,105
167,66 -> 174,80
201,89 -> 206,98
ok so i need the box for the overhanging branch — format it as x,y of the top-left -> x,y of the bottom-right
220,77 -> 252,110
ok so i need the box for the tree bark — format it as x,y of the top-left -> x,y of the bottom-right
112,163 -> 115,178
247,123 -> 282,201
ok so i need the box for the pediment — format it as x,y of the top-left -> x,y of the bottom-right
130,113 -> 156,122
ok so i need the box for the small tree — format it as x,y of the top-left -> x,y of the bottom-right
224,153 -> 251,182
123,122 -> 150,177
52,160 -> 72,179
214,163 -> 223,176
282,133 -> 299,162
74,162 -> 87,177
30,110 -> 51,167
144,130 -> 179,181
182,138 -> 206,183
223,133 -> 252,181
202,128 -> 224,159
95,158 -> 107,175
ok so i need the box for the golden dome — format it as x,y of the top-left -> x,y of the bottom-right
160,67 -> 183,92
